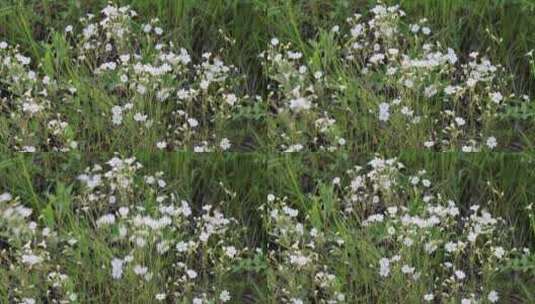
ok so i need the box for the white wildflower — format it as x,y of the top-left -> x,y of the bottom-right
379,102 -> 390,122
379,258 -> 390,277
0,192 -> 12,202
219,290 -> 231,302
486,136 -> 497,149
289,97 -> 311,112
490,92 -> 503,104
186,269 -> 198,279
223,93 -> 237,106
111,258 -> 124,279
21,254 -> 43,266
220,138 -> 231,150
488,290 -> 499,303
187,118 -> 199,128
96,214 -> 116,227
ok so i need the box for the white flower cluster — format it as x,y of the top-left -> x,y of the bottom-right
0,156 -> 244,303
336,157 -> 522,302
259,196 -> 346,303
261,4 -> 525,151
0,4 -> 243,152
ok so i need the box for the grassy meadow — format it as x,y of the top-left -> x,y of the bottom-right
0,0 -> 534,303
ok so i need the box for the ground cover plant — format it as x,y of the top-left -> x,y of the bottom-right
0,0 -> 534,303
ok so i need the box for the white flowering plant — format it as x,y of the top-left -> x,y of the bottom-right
1,5 -> 252,153
261,4 -> 532,152
1,3 -> 533,152
0,156 -> 247,303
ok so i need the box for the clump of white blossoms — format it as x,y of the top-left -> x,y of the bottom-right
1,156 -> 246,303
262,38 -> 348,151
261,4 -> 526,151
336,156 -> 523,302
257,156 -> 529,302
378,102 -> 390,122
259,195 -> 346,303
75,156 -> 246,300
0,42 -> 78,152
0,194 -> 79,303
1,4 -> 246,152
73,5 -> 247,151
